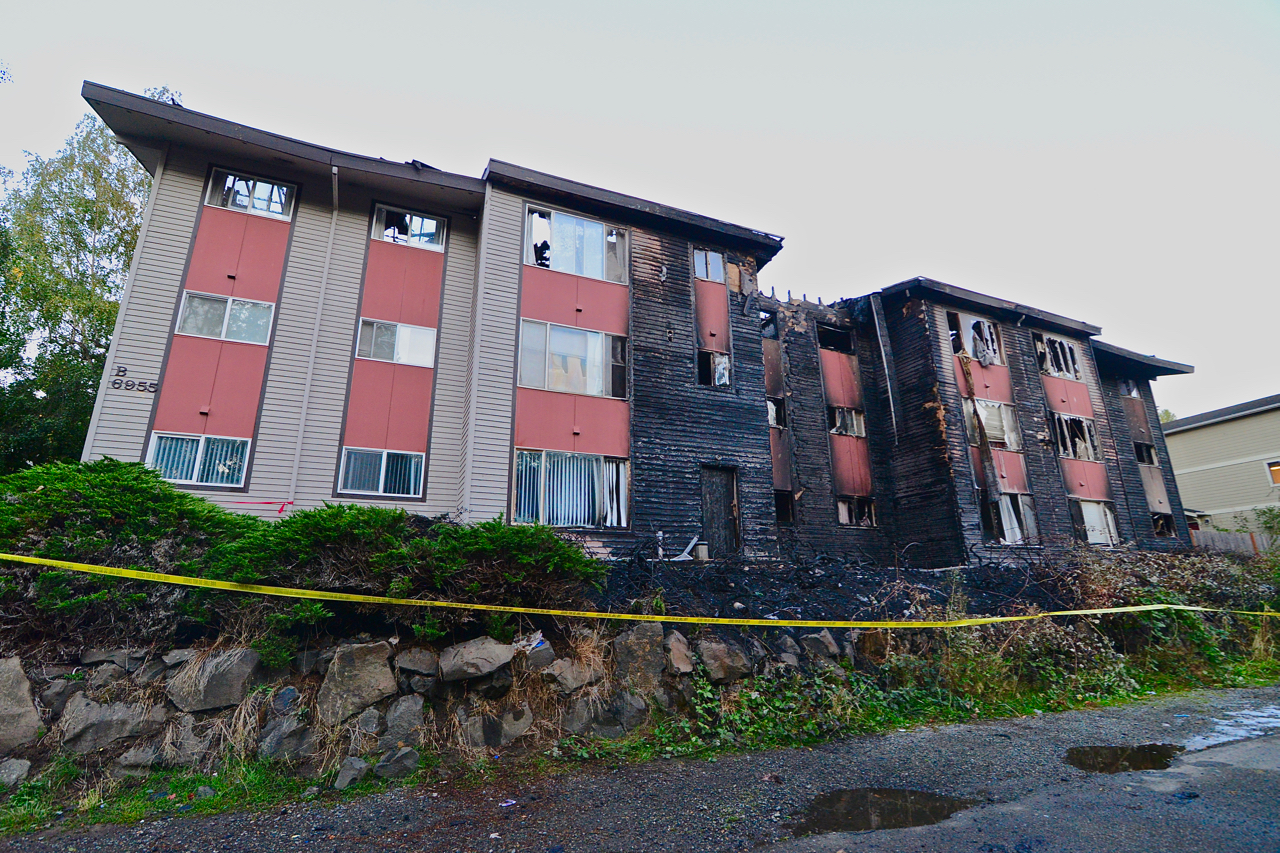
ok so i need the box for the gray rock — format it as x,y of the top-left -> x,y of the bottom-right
395,648 -> 438,676
165,649 -> 261,712
194,785 -> 217,800
799,629 -> 840,659
317,642 -> 396,726
613,622 -> 666,693
303,785 -> 320,798
500,704 -> 534,745
561,698 -> 593,735
695,638 -> 752,684
777,634 -> 803,657
81,649 -> 145,670
458,704 -> 535,748
524,640 -> 556,671
373,746 -> 419,779
114,742 -> 159,775
747,638 -> 771,665
0,656 -> 40,754
88,663 -> 127,690
316,647 -> 336,676
270,686 -> 301,718
409,675 -> 436,695
354,707 -> 385,737
59,693 -> 167,753
378,694 -> 423,752
459,712 -> 487,748
472,664 -> 513,700
164,714 -> 210,767
664,630 -> 695,675
612,691 -> 648,731
0,759 -> 31,788
778,653 -> 801,668
162,649 -> 197,668
542,659 -> 603,694
133,659 -> 169,685
334,756 -> 370,790
439,637 -> 513,681
257,713 -> 317,762
39,679 -> 84,720
294,650 -> 322,676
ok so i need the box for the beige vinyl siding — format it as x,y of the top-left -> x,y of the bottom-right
1166,409 -> 1280,528
458,186 -> 524,520
82,151 -> 204,464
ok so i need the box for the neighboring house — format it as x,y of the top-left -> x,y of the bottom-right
79,82 -> 1195,568
1163,395 -> 1280,532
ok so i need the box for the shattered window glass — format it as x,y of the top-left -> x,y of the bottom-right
1118,378 -> 1140,398
767,397 -> 787,428
837,497 -> 876,527
1034,333 -> 1082,380
962,399 -> 1020,450
947,311 -> 1002,366
527,208 -> 624,283
760,310 -> 778,340
1052,413 -> 1100,461
374,206 -> 445,250
207,169 -> 294,219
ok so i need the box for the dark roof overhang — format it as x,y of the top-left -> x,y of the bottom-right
82,81 -> 487,211
1163,393 -> 1280,434
483,159 -> 784,269
879,276 -> 1102,338
1092,340 -> 1193,380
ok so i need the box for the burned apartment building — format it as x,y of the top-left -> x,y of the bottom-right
79,82 -> 1194,570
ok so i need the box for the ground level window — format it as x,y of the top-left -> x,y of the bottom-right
697,350 -> 730,387
837,496 -> 875,527
339,448 -> 424,497
1071,499 -> 1119,545
1152,513 -> 1176,537
979,491 -> 1038,545
1134,442 -> 1157,465
774,490 -> 795,525
149,432 -> 250,487
513,450 -> 628,528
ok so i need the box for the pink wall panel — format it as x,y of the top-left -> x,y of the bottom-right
953,356 -> 1014,404
204,342 -> 268,437
569,395 -> 630,457
344,359 -> 396,449
1042,375 -> 1094,417
820,349 -> 862,409
574,279 -> 629,337
384,365 -> 434,453
398,246 -> 444,328
695,279 -> 729,352
233,215 -> 291,302
514,389 -> 630,457
830,434 -> 873,496
1060,458 -> 1111,500
153,336 -> 223,435
763,339 -> 784,397
520,266 -> 579,329
993,449 -> 1029,494
184,208 -> 245,297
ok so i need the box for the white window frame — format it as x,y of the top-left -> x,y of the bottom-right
355,318 -> 438,369
1267,460 -> 1280,488
1051,412 -> 1101,461
146,432 -> 251,488
962,398 -> 1022,451
1034,332 -> 1083,381
993,493 -> 1039,545
693,248 -> 726,283
828,406 -> 866,437
205,169 -> 296,221
511,448 -> 629,529
1118,378 -> 1141,398
1077,499 -> 1120,545
524,205 -> 628,284
948,311 -> 1004,366
175,290 -> 276,346
371,204 -> 446,252
837,496 -> 876,528
337,447 -> 425,498
517,319 -> 626,399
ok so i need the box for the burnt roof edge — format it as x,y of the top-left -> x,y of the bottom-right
879,276 -> 1102,337
1091,340 -> 1194,378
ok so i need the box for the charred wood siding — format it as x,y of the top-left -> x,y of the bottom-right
1142,378 -> 1192,544
627,230 -> 775,556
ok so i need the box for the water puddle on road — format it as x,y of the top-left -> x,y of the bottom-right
787,788 -> 976,837
1185,705 -> 1280,751
1064,743 -> 1184,773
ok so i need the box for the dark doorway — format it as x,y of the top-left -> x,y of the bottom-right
700,466 -> 740,557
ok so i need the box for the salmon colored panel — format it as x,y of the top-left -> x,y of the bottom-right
1042,375 -> 1093,417
344,359 -> 395,449
820,349 -> 862,409
695,279 -> 729,353
520,265 -> 579,329
763,339 -> 784,397
570,395 -> 630,457
514,387 -> 577,453
204,341 -> 268,438
1060,458 -> 1110,500
993,449 -> 1029,494
384,364 -> 434,453
953,356 -> 1014,404
575,279 -> 629,337
361,240 -> 408,323
830,434 -> 872,496
232,215 -> 291,302
153,335 -> 223,434
1122,396 -> 1153,442
397,244 -> 445,329
771,428 -> 793,491
184,208 -> 246,298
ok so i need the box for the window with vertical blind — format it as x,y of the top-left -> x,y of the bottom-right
338,448 -> 424,497
513,450 -> 628,528
147,432 -> 250,487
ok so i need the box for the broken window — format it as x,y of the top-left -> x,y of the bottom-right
979,491 -> 1039,545
518,319 -> 625,398
947,311 -> 1003,366
1118,378 -> 1141,398
760,310 -> 779,340
513,449 -> 628,528
962,399 -> 1022,451
1268,461 -> 1280,486
1051,412 -> 1101,461
1033,332 -> 1082,380
357,319 -> 437,368
694,248 -> 726,283
1152,513 -> 1176,537
1134,442 -> 1157,465
816,323 -> 854,353
1070,500 -> 1120,545
525,207 -> 627,283
837,496 -> 876,527
774,490 -> 795,525
767,397 -> 787,428
373,205 -> 445,250
697,350 -> 730,387
827,406 -> 865,437
207,169 -> 295,220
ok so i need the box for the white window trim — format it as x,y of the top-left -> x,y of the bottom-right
1267,460 -> 1280,489
950,311 -> 1005,366
371,204 -> 447,252
1052,411 -> 1101,461
354,318 -> 438,369
523,204 -> 628,285
512,448 -> 630,529
205,169 -> 296,221
1036,332 -> 1084,382
517,319 -> 625,399
337,446 -> 425,498
828,406 -> 866,437
693,247 -> 726,283
175,290 -> 275,346
146,431 -> 251,488
962,398 -> 1021,451
1077,499 -> 1120,546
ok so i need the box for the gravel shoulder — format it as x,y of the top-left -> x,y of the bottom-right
9,686 -> 1280,853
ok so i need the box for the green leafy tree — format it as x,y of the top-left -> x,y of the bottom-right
1158,408 -> 1177,424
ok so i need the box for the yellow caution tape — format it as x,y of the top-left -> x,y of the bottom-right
1,552 -> 1275,630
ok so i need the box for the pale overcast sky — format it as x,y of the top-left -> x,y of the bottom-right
1,0 -> 1277,419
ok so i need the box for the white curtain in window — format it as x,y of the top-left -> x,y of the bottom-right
513,451 -> 542,523
998,495 -> 1024,544
603,458 -> 628,527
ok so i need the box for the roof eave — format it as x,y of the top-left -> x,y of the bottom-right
1091,340 -> 1194,378
880,276 -> 1102,337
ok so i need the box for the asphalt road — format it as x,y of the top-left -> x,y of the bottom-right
10,686 -> 1280,853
